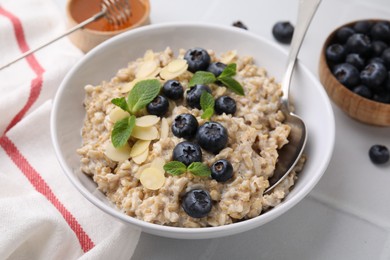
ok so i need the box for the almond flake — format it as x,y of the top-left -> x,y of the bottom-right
131,126 -> 159,140
136,60 -> 160,78
132,148 -> 149,164
160,59 -> 188,80
109,107 -> 129,122
130,140 -> 151,157
135,115 -> 160,127
135,163 -> 152,179
160,117 -> 169,139
104,141 -> 131,162
151,157 -> 166,173
140,167 -> 166,190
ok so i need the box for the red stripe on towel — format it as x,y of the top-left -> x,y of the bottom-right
0,136 -> 95,252
0,6 -> 44,132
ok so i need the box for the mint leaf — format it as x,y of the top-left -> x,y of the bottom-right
200,91 -> 214,120
218,76 -> 244,96
111,115 -> 136,148
127,79 -> 161,113
187,162 -> 211,177
163,161 -> 187,176
218,63 -> 236,78
189,71 -> 216,87
111,97 -> 130,112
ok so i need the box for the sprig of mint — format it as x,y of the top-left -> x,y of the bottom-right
163,161 -> 211,177
110,79 -> 161,148
200,91 -> 214,120
111,115 -> 136,148
189,63 -> 244,96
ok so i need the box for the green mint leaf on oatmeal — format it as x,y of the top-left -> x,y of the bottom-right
163,161 -> 187,176
111,97 -> 130,113
189,71 -> 216,87
218,76 -> 244,96
127,79 -> 161,113
187,162 -> 211,177
218,63 -> 237,78
200,91 -> 215,120
111,115 -> 136,148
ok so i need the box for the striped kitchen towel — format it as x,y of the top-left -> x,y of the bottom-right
0,0 -> 140,259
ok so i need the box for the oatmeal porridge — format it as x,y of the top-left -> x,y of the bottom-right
77,47 -> 305,227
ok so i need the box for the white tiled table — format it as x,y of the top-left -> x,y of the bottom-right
55,0 -> 390,258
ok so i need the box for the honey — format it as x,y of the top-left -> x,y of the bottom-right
69,0 -> 147,31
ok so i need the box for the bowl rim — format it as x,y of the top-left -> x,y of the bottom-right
51,21 -> 335,237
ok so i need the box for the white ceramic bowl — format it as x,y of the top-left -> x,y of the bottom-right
51,22 -> 335,239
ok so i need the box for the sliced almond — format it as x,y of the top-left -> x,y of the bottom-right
130,140 -> 151,157
135,115 -> 160,127
160,117 -> 169,139
136,60 -> 160,79
160,59 -> 188,80
132,148 -> 149,164
104,141 -> 131,162
135,163 -> 152,179
131,126 -> 159,140
151,157 -> 166,173
109,107 -> 129,123
220,50 -> 237,64
140,167 -> 166,190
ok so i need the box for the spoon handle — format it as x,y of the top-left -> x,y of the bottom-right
281,0 -> 322,109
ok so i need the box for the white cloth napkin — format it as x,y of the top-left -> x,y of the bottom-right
0,0 -> 140,259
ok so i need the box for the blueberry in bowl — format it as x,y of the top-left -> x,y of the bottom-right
319,19 -> 390,126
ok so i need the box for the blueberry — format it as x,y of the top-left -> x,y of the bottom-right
186,84 -> 212,109
146,95 -> 169,117
171,113 -> 198,139
196,121 -> 228,154
352,85 -> 373,99
181,189 -> 212,218
372,41 -> 388,57
162,80 -> 184,100
345,53 -> 365,70
211,159 -> 233,182
332,63 -> 360,89
326,44 -> 346,63
272,21 -> 294,44
373,92 -> 390,104
346,33 -> 372,56
353,20 -> 373,34
172,141 -> 202,166
369,144 -> 389,164
381,48 -> 390,68
368,57 -> 385,65
184,48 -> 211,73
232,21 -> 248,30
371,21 -> 390,42
336,26 -> 355,44
360,62 -> 388,89
214,96 -> 236,115
207,62 -> 227,78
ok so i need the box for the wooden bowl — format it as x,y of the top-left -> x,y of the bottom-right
66,0 -> 150,52
318,20 -> 390,126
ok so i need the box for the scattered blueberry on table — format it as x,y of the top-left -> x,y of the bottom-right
272,21 -> 294,44
232,21 -> 248,30
369,144 -> 389,164
326,20 -> 390,104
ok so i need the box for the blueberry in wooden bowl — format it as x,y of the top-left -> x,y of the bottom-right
319,19 -> 390,126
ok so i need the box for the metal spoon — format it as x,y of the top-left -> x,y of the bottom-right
264,0 -> 321,193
